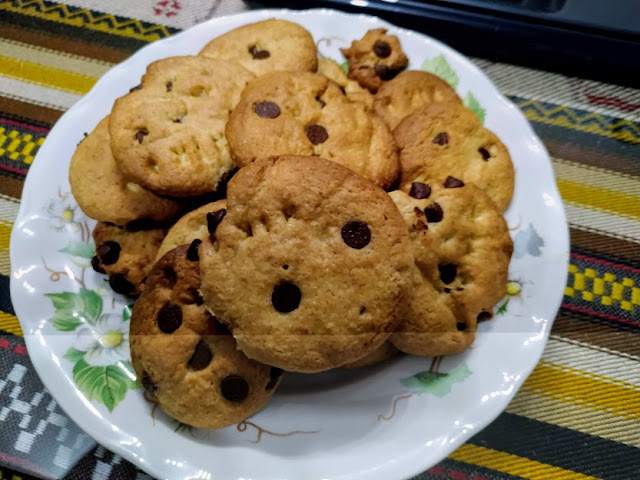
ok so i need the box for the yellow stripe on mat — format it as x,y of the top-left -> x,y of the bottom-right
449,444 -> 600,480
0,312 -> 23,337
0,54 -> 97,95
556,178 -> 640,222
552,158 -> 640,198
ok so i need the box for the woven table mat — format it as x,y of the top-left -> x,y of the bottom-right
0,1 -> 639,479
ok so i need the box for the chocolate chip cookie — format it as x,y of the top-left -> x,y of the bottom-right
198,156 -> 413,372
130,245 -> 281,429
69,116 -> 183,226
199,19 -> 317,76
225,71 -> 399,189
317,57 -> 374,109
395,103 -> 515,211
388,181 -> 513,356
109,56 -> 254,197
341,29 -> 409,93
374,70 -> 462,130
91,222 -> 166,296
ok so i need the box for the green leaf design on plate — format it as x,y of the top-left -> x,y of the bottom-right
59,241 -> 95,259
463,92 -> 486,124
340,60 -> 349,74
73,359 -> 137,412
45,288 -> 103,331
422,54 -> 459,89
122,305 -> 133,322
401,362 -> 471,397
497,298 -> 509,315
64,347 -> 86,363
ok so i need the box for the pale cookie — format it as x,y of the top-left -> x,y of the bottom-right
341,342 -> 399,369
91,222 -> 166,296
156,200 -> 227,261
389,181 -> 513,356
199,156 -> 413,373
69,116 -> 183,226
317,57 -> 374,109
341,28 -> 409,93
110,56 -> 254,197
374,70 -> 462,130
226,71 -> 399,189
199,19 -> 317,76
130,245 -> 282,429
395,103 -> 514,211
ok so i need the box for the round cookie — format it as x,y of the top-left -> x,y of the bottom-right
156,200 -> 227,261
69,116 -> 183,226
388,181 -> 513,356
109,56 -> 254,197
374,70 -> 462,130
341,28 -> 409,93
226,71 -> 399,189
199,19 -> 317,76
341,341 -> 399,369
130,245 -> 281,429
199,156 -> 413,373
91,222 -> 166,296
317,58 -> 374,109
395,103 -> 515,211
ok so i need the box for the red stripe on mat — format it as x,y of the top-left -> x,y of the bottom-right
562,303 -> 640,327
0,164 -> 28,175
571,253 -> 640,274
0,117 -> 50,134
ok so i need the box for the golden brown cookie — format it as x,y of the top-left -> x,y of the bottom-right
199,19 -> 317,76
109,56 -> 254,197
226,71 -> 399,189
91,222 -> 166,296
395,103 -> 514,211
374,70 -> 462,130
341,342 -> 399,369
317,57 -> 374,109
341,29 -> 408,93
156,200 -> 227,261
130,245 -> 282,429
199,156 -> 413,373
388,181 -> 513,356
69,116 -> 183,226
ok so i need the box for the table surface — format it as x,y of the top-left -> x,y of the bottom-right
1,1 -> 639,480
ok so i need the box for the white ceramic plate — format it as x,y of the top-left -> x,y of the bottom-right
10,8 -> 569,480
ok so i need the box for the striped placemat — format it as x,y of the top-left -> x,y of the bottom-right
0,1 -> 638,479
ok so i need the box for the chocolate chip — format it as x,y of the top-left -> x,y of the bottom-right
91,255 -> 105,274
424,202 -> 443,223
213,317 -> 231,335
161,266 -> 177,289
248,45 -> 270,59
306,124 -> 329,145
166,81 -> 173,92
432,132 -> 449,145
97,241 -> 120,265
444,288 -> 451,294
409,182 -> 431,199
444,176 -> 464,188
373,40 -> 391,58
188,339 -> 213,371
221,375 -> 249,402
456,322 -> 466,331
272,281 -> 301,313
282,264 -> 289,270
157,302 -> 182,333
254,101 -> 280,119
341,221 -> 371,249
360,306 -> 366,314
477,311 -> 492,322
265,367 -> 283,391
187,239 -> 202,262
478,147 -> 491,161
315,95 -> 326,108
142,372 -> 157,394
109,273 -> 134,295
135,129 -> 148,144
438,264 -> 458,284
374,63 -> 389,79
207,209 -> 226,234
129,84 -> 142,92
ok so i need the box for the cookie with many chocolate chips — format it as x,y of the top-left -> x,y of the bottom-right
341,29 -> 409,93
199,156 -> 413,373
374,70 -> 462,130
92,222 -> 167,296
69,116 -> 183,227
226,71 -> 399,189
109,56 -> 254,197
156,200 -> 227,261
395,103 -> 515,211
388,182 -> 512,356
130,245 -> 281,429
199,19 -> 317,76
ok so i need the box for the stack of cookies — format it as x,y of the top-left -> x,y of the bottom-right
68,19 -> 514,429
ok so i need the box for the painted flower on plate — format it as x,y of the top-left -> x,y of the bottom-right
73,313 -> 129,366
